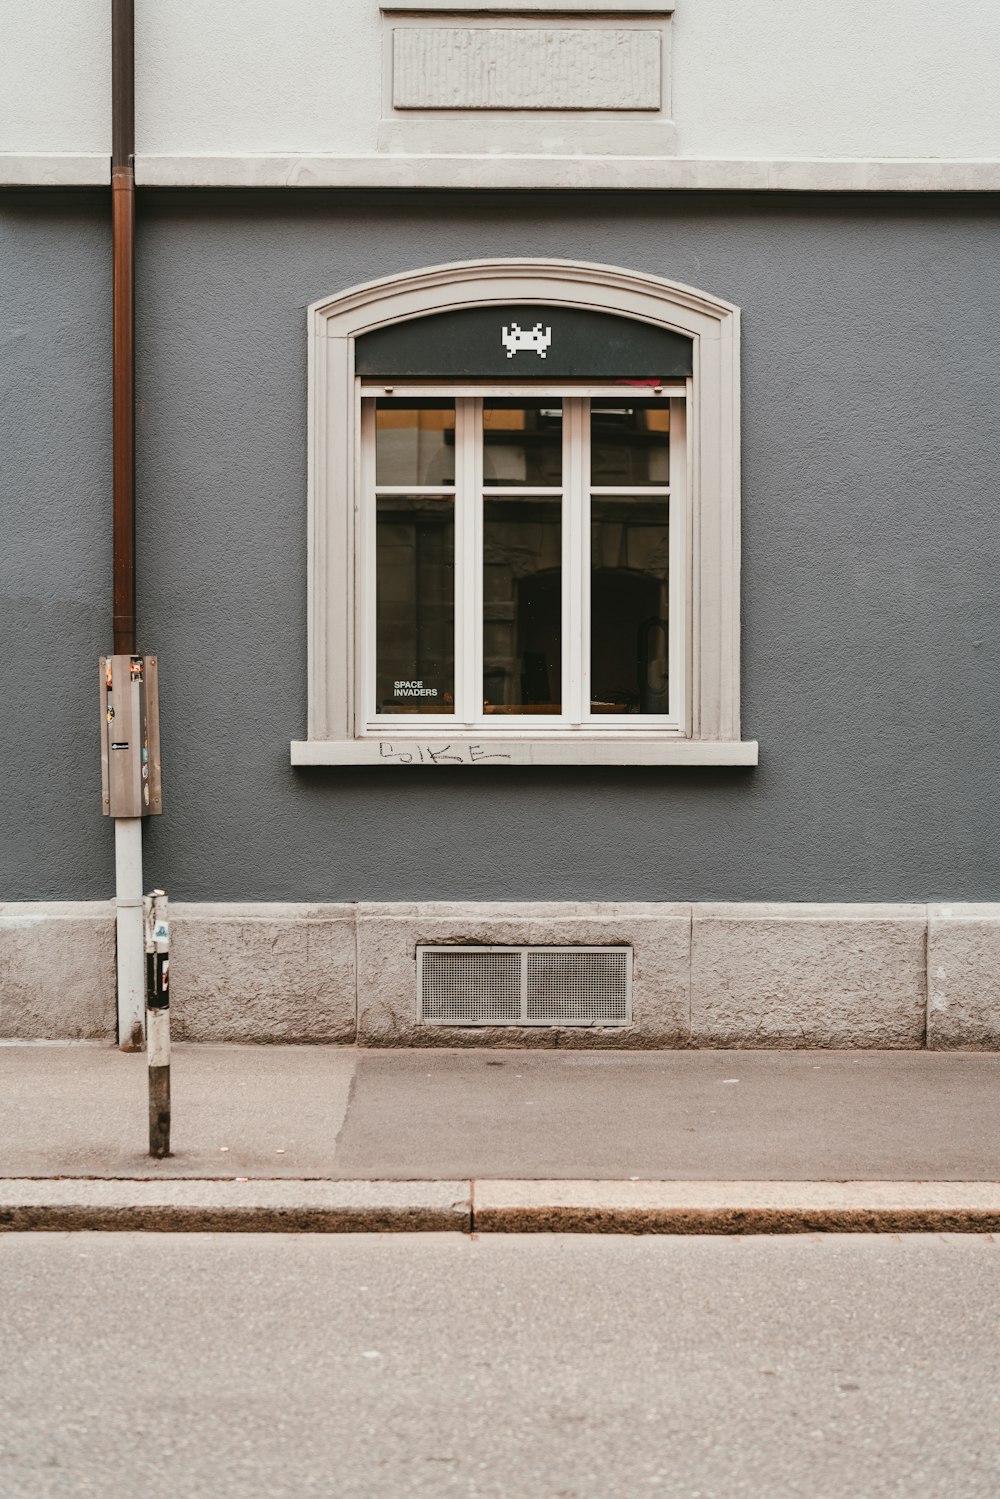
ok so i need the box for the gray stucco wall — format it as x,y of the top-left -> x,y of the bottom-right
3,191 -> 999,903
1,194 -> 115,899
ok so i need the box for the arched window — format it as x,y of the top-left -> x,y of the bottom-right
293,259 -> 755,767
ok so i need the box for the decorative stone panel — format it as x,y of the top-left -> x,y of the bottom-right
380,7 -> 675,154
392,27 -> 661,111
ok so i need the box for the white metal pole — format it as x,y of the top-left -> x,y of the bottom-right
145,889 -> 171,1156
114,816 -> 145,1048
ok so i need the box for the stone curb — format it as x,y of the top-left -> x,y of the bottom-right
1,1179 -> 999,1234
472,1181 -> 1000,1235
0,1179 -> 471,1234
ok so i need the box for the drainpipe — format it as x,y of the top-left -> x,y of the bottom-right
111,0 -> 144,1049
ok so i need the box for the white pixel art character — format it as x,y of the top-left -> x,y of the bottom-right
501,321 -> 552,359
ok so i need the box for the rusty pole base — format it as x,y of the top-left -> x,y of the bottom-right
148,1064 -> 171,1158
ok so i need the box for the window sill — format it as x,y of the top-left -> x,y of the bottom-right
290,738 -> 759,767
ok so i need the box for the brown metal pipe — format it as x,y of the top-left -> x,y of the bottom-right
112,0 -> 135,655
112,168 -> 135,654
111,0 -> 134,172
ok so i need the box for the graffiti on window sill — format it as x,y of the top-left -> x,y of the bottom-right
378,741 -> 513,765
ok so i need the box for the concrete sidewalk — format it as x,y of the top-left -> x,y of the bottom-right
2,1044 -> 998,1231
3,1043 -> 999,1181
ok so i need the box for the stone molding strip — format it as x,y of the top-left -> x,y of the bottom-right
381,2 -> 676,12
2,900 -> 999,1049
2,1178 -> 999,1235
0,154 -> 111,186
132,156 -> 1000,192
5,155 -> 1000,193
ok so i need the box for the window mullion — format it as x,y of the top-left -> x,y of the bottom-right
582,397 -> 592,726
563,398 -> 578,725
359,398 -> 376,730
456,398 -> 482,727
670,392 -> 688,734
565,397 -> 588,726
562,401 -> 574,724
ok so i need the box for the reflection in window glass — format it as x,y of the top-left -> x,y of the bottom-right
376,401 -> 455,487
483,401 -> 562,487
591,402 -> 669,486
483,496 -> 561,714
376,496 -> 454,713
591,495 -> 669,714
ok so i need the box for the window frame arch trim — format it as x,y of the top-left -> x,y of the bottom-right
298,257 -> 753,765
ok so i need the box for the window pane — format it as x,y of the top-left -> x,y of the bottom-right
376,496 -> 454,714
590,402 -> 669,486
483,401 -> 562,487
375,400 -> 455,486
591,495 -> 669,715
483,496 -> 562,715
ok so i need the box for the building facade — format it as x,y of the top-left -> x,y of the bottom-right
2,0 -> 1000,1047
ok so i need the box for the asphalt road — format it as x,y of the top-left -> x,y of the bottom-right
2,1232 -> 999,1499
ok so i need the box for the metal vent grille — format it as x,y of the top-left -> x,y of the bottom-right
526,949 -> 629,1023
417,946 -> 632,1026
419,947 -> 522,1023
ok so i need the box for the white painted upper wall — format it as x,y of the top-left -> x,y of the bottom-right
136,0 -> 380,157
2,0 -> 1000,175
0,0 -> 109,153
676,0 -> 1000,160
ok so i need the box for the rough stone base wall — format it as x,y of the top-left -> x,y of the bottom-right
689,904 -> 927,1049
169,904 -> 356,1043
927,904 -> 1000,1050
2,900 -> 998,1049
0,902 -> 116,1040
356,902 -> 690,1048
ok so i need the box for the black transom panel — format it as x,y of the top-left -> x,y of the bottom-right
356,305 -> 693,380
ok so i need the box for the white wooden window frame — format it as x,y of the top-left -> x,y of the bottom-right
362,387 -> 685,733
292,257 -> 757,768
